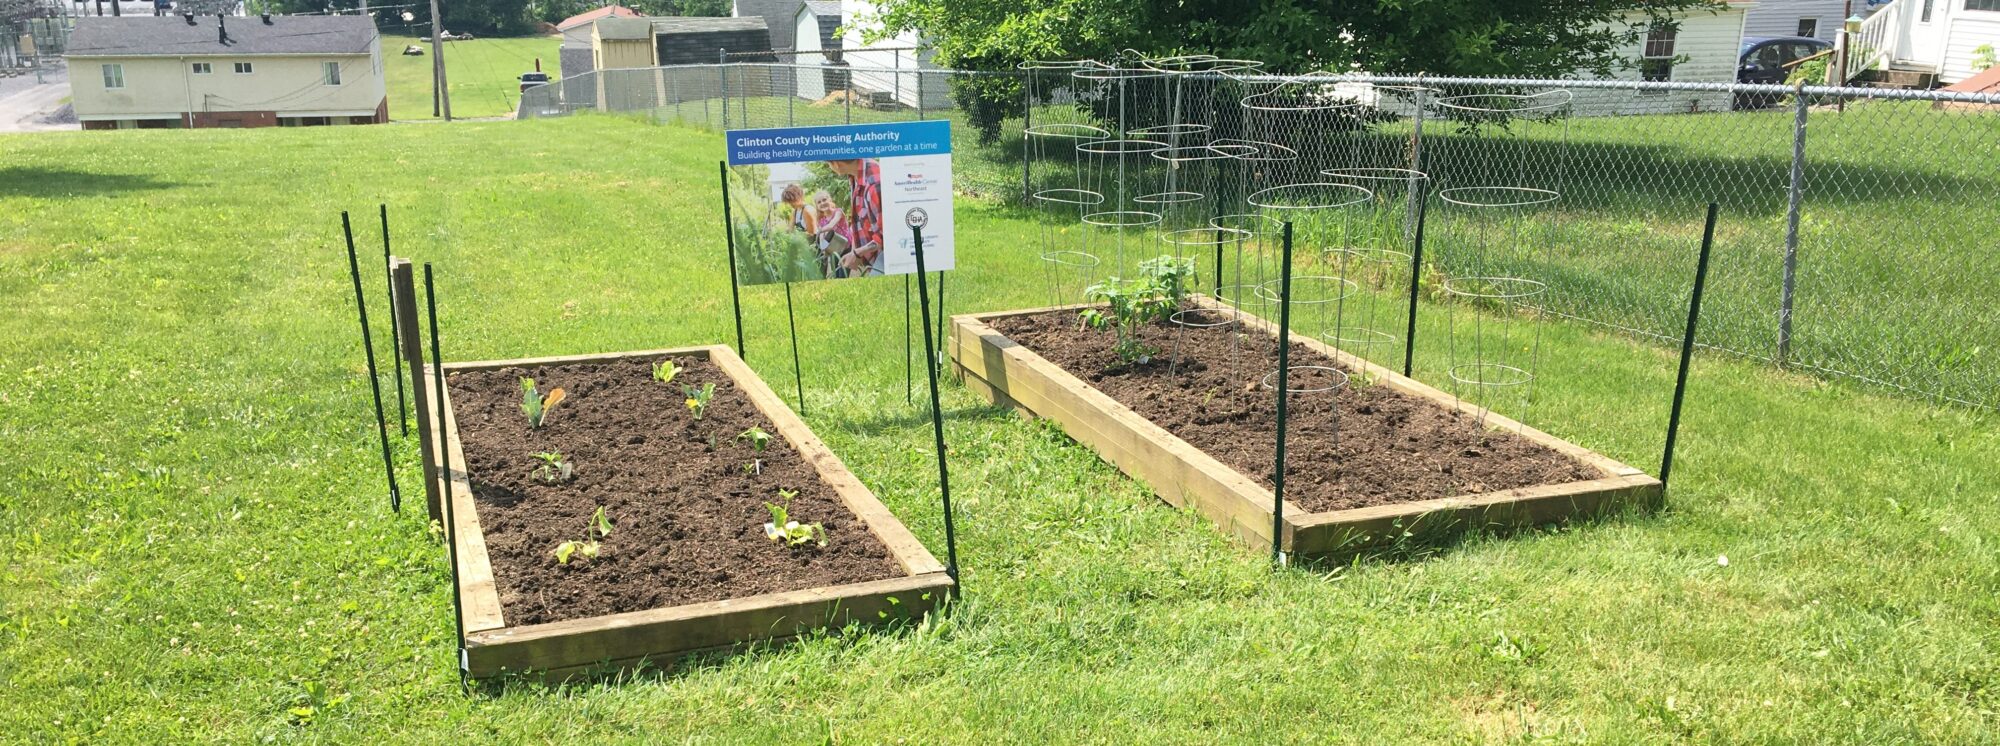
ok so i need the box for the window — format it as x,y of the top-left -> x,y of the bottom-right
1640,26 -> 1676,88
1968,0 -> 2000,11
1797,18 -> 1818,37
1921,0 -> 1935,22
322,61 -> 342,86
101,64 -> 124,89
192,62 -> 212,74
234,62 -> 253,74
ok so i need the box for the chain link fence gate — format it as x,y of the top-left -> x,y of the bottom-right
520,64 -> 2000,412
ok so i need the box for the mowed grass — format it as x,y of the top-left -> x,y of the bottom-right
381,33 -> 561,120
1,117 -> 1998,743
672,89 -> 2000,407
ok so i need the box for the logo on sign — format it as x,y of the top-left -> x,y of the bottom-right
904,207 -> 930,229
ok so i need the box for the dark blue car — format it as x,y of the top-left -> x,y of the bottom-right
1739,36 -> 1834,85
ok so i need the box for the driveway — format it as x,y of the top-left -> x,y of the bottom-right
0,66 -> 74,133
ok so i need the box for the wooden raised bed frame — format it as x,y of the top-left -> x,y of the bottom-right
424,344 -> 953,680
948,298 -> 1662,559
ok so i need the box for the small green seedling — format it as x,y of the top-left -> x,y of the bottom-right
651,359 -> 681,384
763,491 -> 825,548
520,377 -> 566,428
737,426 -> 772,453
683,382 -> 716,420
532,451 -> 573,484
553,506 -> 613,564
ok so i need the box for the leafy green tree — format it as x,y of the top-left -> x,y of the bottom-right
872,0 -> 1723,141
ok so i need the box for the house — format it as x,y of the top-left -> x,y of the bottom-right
1572,2 -> 1755,114
557,4 -> 640,46
64,14 -> 385,129
732,0 -> 803,51
556,4 -> 640,79
790,0 -> 843,99
838,0 -> 946,109
1743,0 -> 1851,40
1844,0 -> 2000,85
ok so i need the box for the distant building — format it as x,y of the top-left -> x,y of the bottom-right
1849,0 -> 2000,85
731,0 -> 803,51
1743,0 -> 1852,40
556,4 -> 640,78
64,14 -> 386,129
839,0 -> 945,109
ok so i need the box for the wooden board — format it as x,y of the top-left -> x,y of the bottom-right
424,344 -> 953,679
948,300 -> 1662,558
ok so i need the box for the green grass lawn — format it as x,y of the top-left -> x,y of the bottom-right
2,117 -> 1997,742
381,34 -> 562,120
636,88 -> 2000,407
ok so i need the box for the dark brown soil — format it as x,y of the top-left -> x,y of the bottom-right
988,308 -> 1600,514
447,357 -> 902,626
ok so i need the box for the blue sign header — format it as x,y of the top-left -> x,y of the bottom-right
726,120 -> 952,165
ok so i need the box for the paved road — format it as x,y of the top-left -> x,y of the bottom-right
0,66 -> 74,133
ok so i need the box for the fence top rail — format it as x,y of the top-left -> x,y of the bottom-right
575,62 -> 2000,105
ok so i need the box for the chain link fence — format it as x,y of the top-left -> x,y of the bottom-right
521,64 -> 1999,411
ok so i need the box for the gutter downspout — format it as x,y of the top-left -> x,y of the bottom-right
181,55 -> 196,128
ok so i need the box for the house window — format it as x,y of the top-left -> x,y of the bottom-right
1797,18 -> 1818,37
1921,0 -> 1935,22
322,61 -> 342,86
234,62 -> 253,74
1640,26 -> 1676,89
101,64 -> 124,89
192,62 -> 212,74
1967,0 -> 2000,11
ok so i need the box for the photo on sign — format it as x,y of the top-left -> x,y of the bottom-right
728,159 -> 887,284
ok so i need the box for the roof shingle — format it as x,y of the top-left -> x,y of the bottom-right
65,15 -> 377,57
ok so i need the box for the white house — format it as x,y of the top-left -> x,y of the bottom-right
1743,0 -> 1851,40
838,0 -> 946,109
791,1 -> 840,99
65,14 -> 385,129
1846,0 -> 2000,84
1572,2 -> 1755,115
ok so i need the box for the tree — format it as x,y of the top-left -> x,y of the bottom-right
871,0 -> 1724,141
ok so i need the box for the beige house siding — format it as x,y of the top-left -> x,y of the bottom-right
591,27 -> 655,69
71,38 -> 385,122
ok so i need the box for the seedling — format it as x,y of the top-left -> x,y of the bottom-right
1078,254 -> 1196,365
651,359 -> 681,384
552,505 -> 614,564
737,426 -> 772,453
532,451 -> 573,484
520,377 -> 567,428
683,382 -> 716,420
763,491 -> 826,548
742,459 -> 764,477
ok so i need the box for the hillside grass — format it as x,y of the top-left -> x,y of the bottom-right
381,33 -> 561,120
0,116 -> 1996,743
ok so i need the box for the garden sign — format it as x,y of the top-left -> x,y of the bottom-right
725,120 -> 955,285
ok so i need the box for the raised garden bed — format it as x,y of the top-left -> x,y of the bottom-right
426,345 -> 951,679
949,297 -> 1660,558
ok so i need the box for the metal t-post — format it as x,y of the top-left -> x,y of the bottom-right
1270,221 -> 1296,565
1779,82 -> 1808,365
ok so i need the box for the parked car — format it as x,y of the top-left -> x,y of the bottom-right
1740,36 -> 1833,85
1736,36 -> 1833,108
518,71 -> 552,93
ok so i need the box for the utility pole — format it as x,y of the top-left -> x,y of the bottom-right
429,0 -> 451,120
